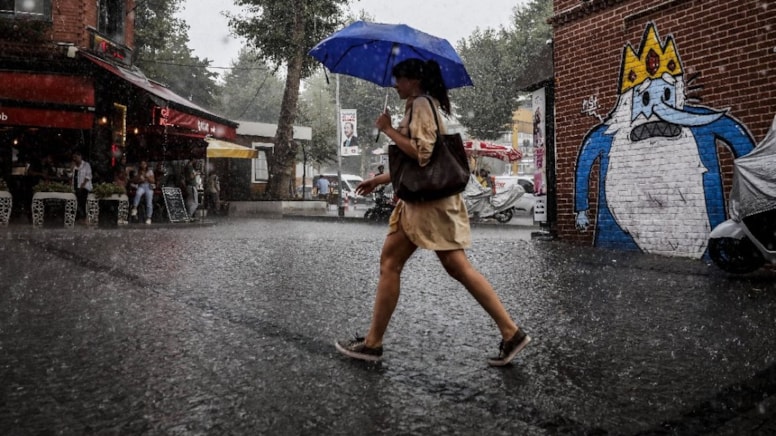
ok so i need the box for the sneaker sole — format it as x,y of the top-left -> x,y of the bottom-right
487,335 -> 531,367
334,341 -> 382,362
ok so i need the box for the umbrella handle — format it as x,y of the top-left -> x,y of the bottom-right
376,91 -> 390,143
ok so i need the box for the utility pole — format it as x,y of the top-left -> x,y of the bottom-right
335,74 -> 344,217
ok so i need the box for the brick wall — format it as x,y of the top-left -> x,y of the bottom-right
550,0 -> 776,258
0,0 -> 135,55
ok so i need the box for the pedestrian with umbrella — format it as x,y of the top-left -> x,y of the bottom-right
310,23 -> 531,366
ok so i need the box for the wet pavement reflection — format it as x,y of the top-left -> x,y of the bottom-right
1,217 -> 775,434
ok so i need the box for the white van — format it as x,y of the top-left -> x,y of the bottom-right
318,173 -> 365,203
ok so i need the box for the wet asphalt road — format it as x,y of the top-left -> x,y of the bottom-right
1,217 -> 776,435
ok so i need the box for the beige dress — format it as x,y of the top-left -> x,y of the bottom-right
387,95 -> 471,250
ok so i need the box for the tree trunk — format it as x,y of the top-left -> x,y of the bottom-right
267,10 -> 306,199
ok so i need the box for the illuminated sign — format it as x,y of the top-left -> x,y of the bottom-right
89,32 -> 132,66
153,106 -> 237,139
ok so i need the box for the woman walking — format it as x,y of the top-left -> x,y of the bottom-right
335,59 -> 530,366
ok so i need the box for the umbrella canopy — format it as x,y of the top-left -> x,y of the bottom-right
463,140 -> 523,162
204,137 -> 258,159
308,21 -> 473,89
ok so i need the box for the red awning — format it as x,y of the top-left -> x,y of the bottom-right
0,71 -> 95,129
81,52 -> 237,139
153,106 -> 236,139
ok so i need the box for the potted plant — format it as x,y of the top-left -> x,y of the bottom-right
92,182 -> 125,198
32,181 -> 73,193
92,183 -> 126,227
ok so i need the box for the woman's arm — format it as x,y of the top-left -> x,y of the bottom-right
377,115 -> 418,160
376,97 -> 438,165
355,173 -> 391,196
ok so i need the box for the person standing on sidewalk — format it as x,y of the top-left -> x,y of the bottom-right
206,170 -> 221,215
335,58 -> 531,366
315,175 -> 330,200
71,151 -> 92,223
183,160 -> 199,220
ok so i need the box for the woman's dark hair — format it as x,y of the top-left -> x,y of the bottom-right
392,59 -> 451,116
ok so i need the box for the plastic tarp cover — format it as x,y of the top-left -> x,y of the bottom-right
463,175 -> 491,215
732,116 -> 776,218
463,175 -> 524,214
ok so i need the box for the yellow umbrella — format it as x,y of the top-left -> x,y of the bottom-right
201,137 -> 258,219
204,137 -> 258,159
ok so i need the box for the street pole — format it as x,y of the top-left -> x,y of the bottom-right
335,74 -> 344,217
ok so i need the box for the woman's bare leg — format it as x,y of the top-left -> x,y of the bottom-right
364,228 -> 417,348
436,249 -> 519,340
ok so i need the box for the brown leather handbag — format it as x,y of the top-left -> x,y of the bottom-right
388,96 -> 470,202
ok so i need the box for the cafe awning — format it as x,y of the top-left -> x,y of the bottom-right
81,52 -> 238,139
205,137 -> 258,159
0,71 -> 95,129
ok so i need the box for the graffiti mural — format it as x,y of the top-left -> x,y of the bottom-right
574,23 -> 756,258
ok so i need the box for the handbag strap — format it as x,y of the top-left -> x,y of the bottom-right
407,95 -> 442,140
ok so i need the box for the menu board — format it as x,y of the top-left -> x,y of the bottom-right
162,187 -> 189,223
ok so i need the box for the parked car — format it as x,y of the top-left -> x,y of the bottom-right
316,173 -> 366,203
514,176 -> 536,215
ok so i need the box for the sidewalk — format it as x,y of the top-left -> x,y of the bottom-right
286,201 -> 541,229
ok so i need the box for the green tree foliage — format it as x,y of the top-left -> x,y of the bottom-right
218,49 -> 285,123
455,0 -> 553,140
132,0 -> 220,109
228,0 -> 348,199
297,71 -> 337,168
297,71 -> 398,176
454,28 -> 516,140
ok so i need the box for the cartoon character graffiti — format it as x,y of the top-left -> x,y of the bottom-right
574,23 -> 755,259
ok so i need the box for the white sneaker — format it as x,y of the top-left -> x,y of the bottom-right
130,207 -> 137,217
145,218 -> 152,225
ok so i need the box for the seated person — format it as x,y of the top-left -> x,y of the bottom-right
130,161 -> 155,224
113,167 -> 128,192
477,168 -> 493,188
154,162 -> 169,187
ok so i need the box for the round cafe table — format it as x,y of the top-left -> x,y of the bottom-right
31,192 -> 77,228
0,191 -> 11,226
87,193 -> 129,226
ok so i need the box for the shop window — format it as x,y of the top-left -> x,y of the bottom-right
111,103 -> 127,148
98,0 -> 124,42
252,143 -> 273,183
0,0 -> 50,20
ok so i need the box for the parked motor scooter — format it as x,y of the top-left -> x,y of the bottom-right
463,175 -> 524,223
363,185 -> 396,222
708,116 -> 776,274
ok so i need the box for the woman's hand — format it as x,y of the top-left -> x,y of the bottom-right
355,178 -> 378,196
375,110 -> 392,133
356,173 -> 391,196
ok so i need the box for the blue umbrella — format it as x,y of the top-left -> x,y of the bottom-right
308,21 -> 473,89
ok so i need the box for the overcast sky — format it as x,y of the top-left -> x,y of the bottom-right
176,0 -> 528,72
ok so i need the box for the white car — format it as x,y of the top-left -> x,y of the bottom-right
514,176 -> 536,215
491,175 -> 536,215
317,174 -> 366,203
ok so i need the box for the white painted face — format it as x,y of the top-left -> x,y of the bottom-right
609,73 -> 726,143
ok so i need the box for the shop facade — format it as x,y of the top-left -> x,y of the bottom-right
0,0 -> 238,222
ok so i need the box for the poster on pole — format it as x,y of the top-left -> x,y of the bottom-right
340,109 -> 360,156
532,87 -> 547,223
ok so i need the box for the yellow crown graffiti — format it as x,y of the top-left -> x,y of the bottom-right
619,23 -> 683,93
